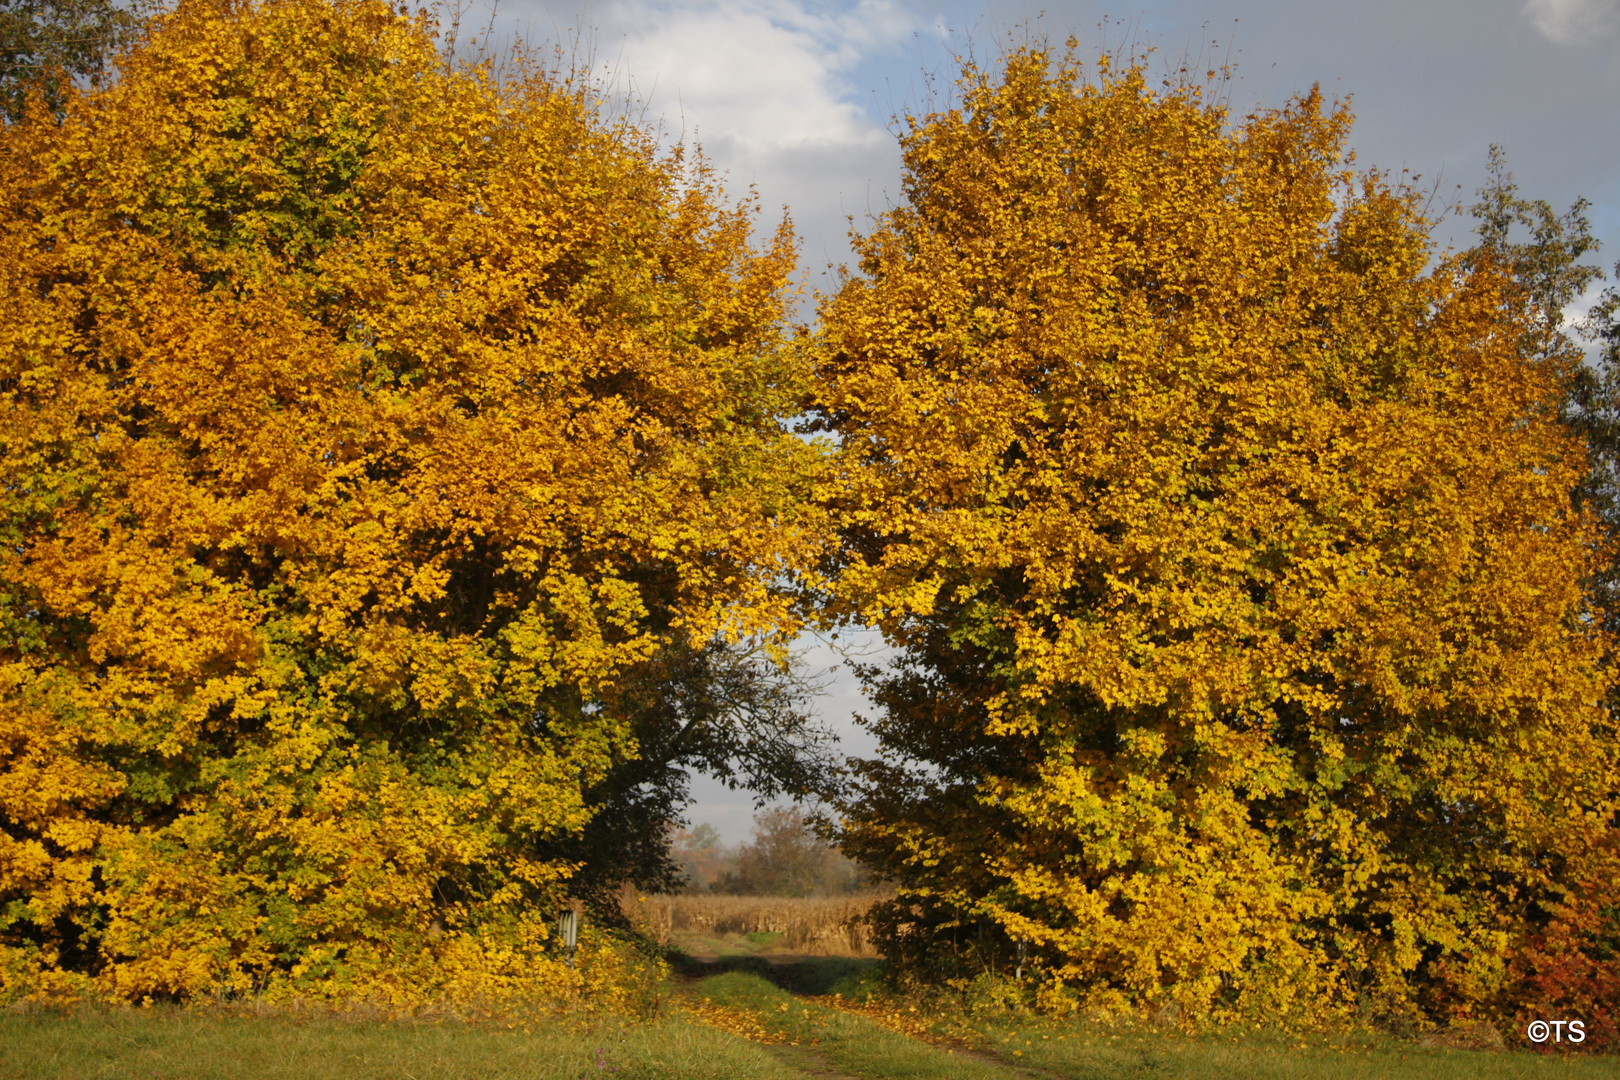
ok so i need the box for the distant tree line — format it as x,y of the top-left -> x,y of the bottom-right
672,808 -> 875,898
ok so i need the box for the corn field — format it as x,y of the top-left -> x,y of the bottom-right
623,892 -> 887,957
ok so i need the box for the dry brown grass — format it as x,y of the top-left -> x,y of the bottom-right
621,890 -> 887,957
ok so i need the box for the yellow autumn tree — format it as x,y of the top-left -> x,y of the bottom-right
0,0 -> 821,1003
818,48 -> 1619,1027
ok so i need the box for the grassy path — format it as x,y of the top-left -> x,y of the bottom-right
682,968 -> 1024,1080
674,959 -> 1620,1080
1,963 -> 1614,1079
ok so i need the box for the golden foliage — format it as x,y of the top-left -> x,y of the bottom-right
0,0 -> 817,1002
818,48 -> 1619,1023
6,2 -> 1616,1032
678,997 -> 791,1044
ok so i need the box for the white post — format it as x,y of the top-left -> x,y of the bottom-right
557,908 -> 580,968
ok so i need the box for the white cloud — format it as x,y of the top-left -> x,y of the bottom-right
599,0 -> 913,155
546,0 -> 921,275
1523,0 -> 1620,44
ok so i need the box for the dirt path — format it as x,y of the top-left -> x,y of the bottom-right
807,993 -> 1066,1080
674,954 -> 1066,1080
763,1042 -> 870,1080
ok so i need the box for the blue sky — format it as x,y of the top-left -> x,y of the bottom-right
486,0 -> 1619,842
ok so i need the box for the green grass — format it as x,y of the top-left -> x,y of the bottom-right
2,982 -> 1615,1080
663,927 -> 779,960
693,960 -> 1620,1080
956,1014 -> 1620,1080
769,956 -> 886,996
693,970 -> 1008,1079
0,1008 -> 801,1080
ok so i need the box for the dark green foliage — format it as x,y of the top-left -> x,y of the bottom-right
1,0 -> 144,121
549,643 -> 839,913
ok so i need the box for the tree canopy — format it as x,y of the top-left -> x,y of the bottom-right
3,2 -> 1618,1041
0,0 -> 823,1002
1,0 -> 142,121
816,49 -> 1619,1026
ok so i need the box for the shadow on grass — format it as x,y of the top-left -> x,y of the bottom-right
665,949 -> 884,997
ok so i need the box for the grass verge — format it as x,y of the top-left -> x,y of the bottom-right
0,1007 -> 801,1080
908,1009 -> 1620,1080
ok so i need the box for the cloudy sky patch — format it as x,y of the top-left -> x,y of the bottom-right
506,0 -> 926,271
1524,0 -> 1620,44
593,0 -> 910,153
